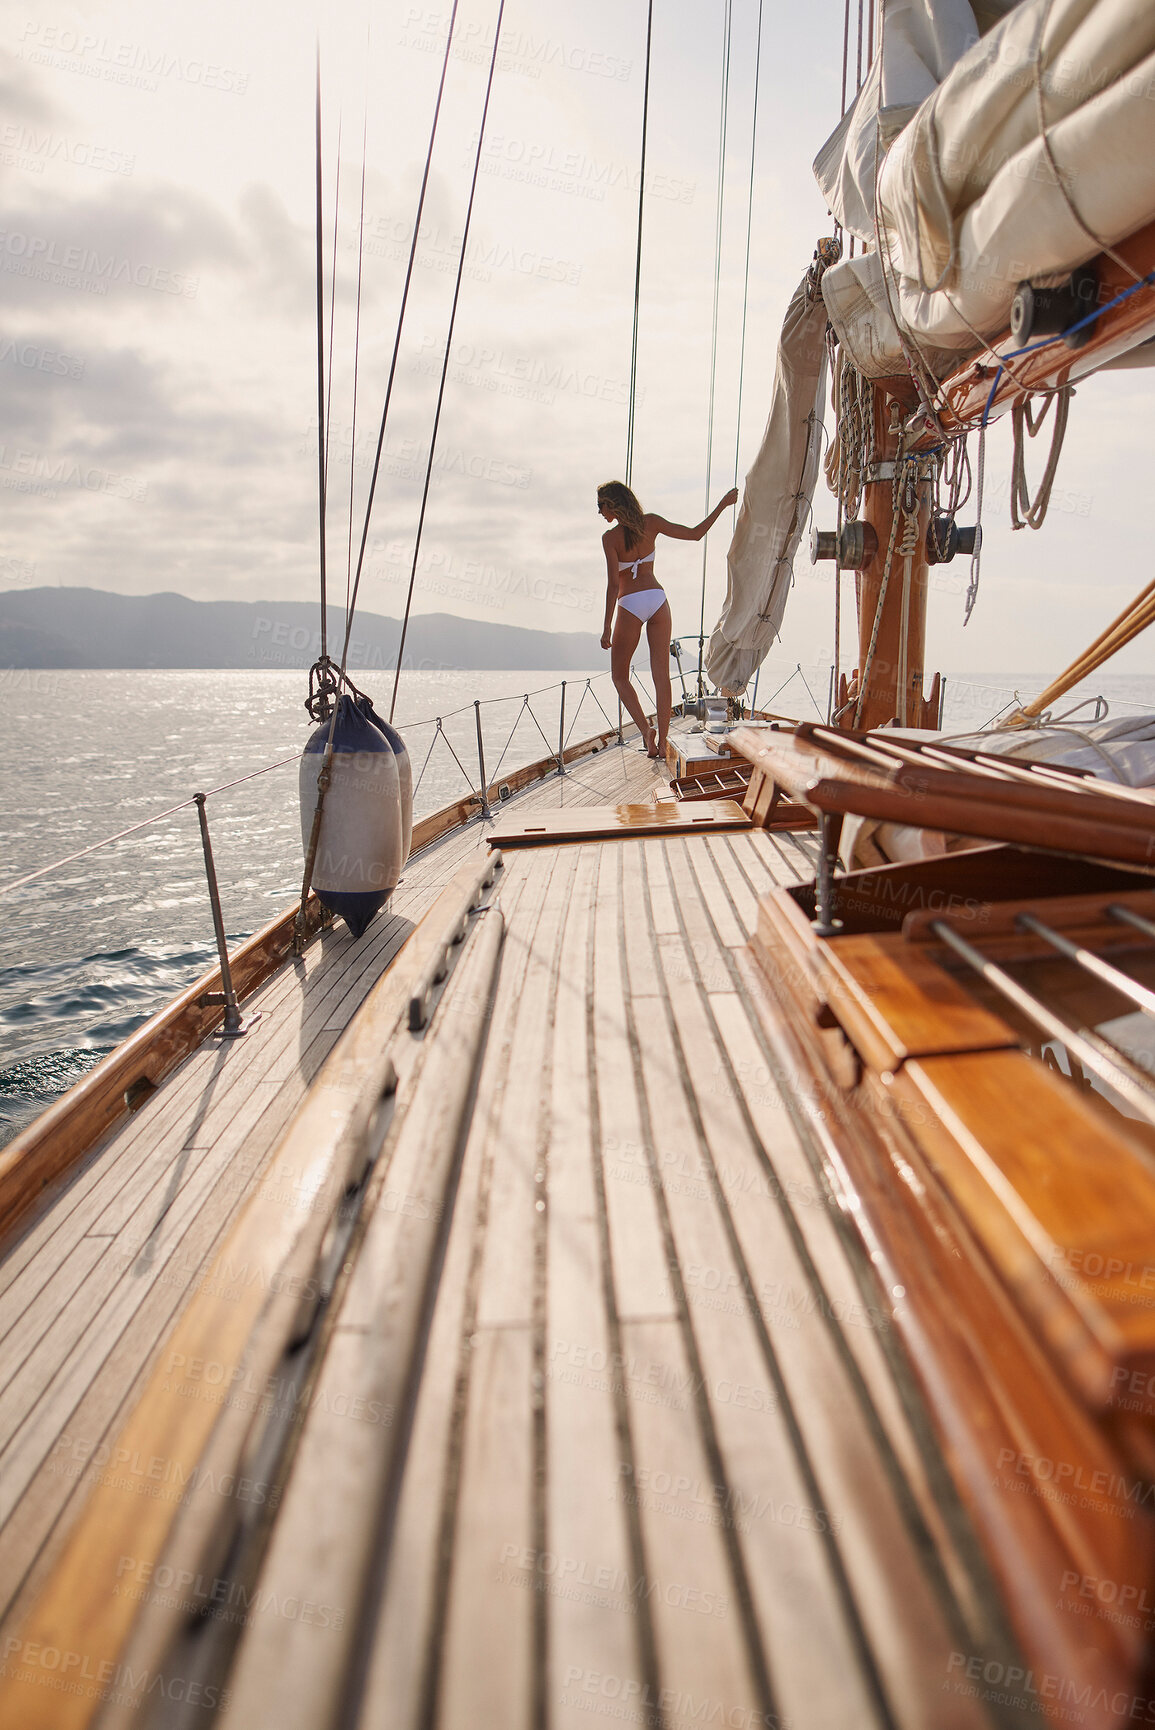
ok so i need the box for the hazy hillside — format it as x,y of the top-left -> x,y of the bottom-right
0,589 -> 604,671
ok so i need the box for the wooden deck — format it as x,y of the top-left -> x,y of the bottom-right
0,728 -> 1024,1728
0,737 -> 666,1631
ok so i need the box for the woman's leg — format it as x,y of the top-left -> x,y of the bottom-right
610,609 -> 655,750
646,602 -> 673,754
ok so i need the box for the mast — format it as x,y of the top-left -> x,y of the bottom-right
849,385 -> 938,730
826,382 -> 941,732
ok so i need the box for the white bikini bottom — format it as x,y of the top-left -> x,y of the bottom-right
617,587 -> 668,622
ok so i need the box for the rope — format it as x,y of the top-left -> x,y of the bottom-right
314,49 -> 329,665
389,0 -> 507,722
339,0 -> 463,686
697,0 -> 734,697
625,0 -> 654,488
964,422 -> 985,624
1010,385 -> 1072,530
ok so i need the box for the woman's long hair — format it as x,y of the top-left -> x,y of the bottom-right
597,481 -> 645,552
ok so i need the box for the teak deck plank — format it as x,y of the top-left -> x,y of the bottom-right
543,847 -> 643,1730
474,846 -> 574,1331
438,1324 -> 535,1730
618,1316 -> 766,1726
592,847 -> 678,1323
353,859 -> 551,1730
0,735 -> 1048,1729
217,904 -> 508,1730
635,937 -> 884,1728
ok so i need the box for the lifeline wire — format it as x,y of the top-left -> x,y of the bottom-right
625,0 -> 655,488
389,0 -> 508,722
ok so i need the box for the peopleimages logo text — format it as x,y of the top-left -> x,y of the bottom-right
0,231 -> 197,297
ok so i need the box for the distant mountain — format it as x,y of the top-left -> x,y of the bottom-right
0,589 -> 604,671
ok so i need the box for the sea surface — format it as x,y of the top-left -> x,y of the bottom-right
2,663 -> 1154,1146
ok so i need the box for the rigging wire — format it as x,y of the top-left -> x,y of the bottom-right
338,0 -> 464,682
730,0 -> 764,511
696,0 -> 734,699
323,116 -> 342,502
389,0 -> 508,723
346,61 -> 370,619
313,47 -> 329,665
625,0 -> 655,488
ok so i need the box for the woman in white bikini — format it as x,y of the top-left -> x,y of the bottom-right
597,479 -> 739,760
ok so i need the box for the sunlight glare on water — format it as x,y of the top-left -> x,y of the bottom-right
0,667 -> 605,1143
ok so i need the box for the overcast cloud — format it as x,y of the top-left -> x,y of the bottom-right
1,0 -> 1152,679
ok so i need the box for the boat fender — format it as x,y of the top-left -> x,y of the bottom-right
300,694 -> 404,939
354,695 -> 413,867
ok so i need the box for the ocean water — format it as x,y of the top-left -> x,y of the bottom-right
3,663 -> 1154,1146
0,667 -> 607,1145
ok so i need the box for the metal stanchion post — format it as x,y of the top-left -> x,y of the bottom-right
474,701 -> 491,817
194,793 -> 256,1037
557,681 -> 566,775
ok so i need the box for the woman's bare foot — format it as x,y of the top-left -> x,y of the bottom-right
655,734 -> 668,761
643,723 -> 659,758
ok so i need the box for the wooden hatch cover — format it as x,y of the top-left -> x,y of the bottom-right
486,798 -> 750,846
728,721 -> 1155,867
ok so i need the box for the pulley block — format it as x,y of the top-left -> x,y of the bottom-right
1010,265 -> 1098,351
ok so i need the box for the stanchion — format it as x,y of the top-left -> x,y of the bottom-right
557,681 -> 566,775
194,794 -> 256,1037
474,701 -> 491,816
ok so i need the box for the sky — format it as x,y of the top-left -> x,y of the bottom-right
0,0 -> 1153,681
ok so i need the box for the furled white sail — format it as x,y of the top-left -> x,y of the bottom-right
704,267 -> 829,696
821,0 -> 1155,378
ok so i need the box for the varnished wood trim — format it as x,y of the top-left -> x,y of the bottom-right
0,894 -> 327,1245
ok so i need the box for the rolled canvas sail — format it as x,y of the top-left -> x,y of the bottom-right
819,0 -> 1155,377
705,269 -> 829,696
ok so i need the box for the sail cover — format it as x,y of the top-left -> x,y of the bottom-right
704,268 -> 829,696
820,0 -> 1155,377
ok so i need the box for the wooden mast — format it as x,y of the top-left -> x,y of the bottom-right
837,384 -> 941,732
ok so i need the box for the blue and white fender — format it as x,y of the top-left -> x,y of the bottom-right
355,696 -> 413,866
300,695 -> 404,939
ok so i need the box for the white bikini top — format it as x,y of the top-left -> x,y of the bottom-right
618,550 -> 655,578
